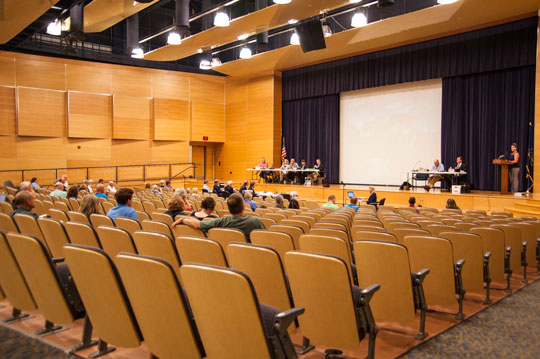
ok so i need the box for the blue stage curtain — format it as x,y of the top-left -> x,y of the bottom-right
282,95 -> 340,183
441,66 -> 535,191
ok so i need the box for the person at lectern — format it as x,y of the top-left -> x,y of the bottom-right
508,143 -> 520,192
424,159 -> 444,192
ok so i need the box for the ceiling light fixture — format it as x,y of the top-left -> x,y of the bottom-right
437,0 -> 458,3
322,23 -> 332,37
46,20 -> 62,36
288,18 -> 298,24
200,59 -> 212,70
211,56 -> 222,67
239,47 -> 252,59
351,12 -> 368,28
273,0 -> 292,4
290,32 -> 300,45
197,48 -> 203,53
131,47 -> 144,59
349,0 -> 361,3
167,31 -> 181,45
237,33 -> 249,40
214,11 -> 230,27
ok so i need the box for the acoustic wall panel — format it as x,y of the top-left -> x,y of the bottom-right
17,87 -> 66,137
68,91 -> 112,138
113,95 -> 152,140
153,98 -> 189,141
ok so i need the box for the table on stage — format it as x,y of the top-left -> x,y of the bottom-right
408,170 -> 467,188
246,168 -> 319,183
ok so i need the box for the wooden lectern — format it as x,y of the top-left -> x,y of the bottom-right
493,159 -> 513,194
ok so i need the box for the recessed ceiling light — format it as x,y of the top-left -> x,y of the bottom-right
237,33 -> 249,40
131,48 -> 144,59
351,12 -> 367,28
239,47 -> 252,59
288,18 -> 298,24
214,11 -> 230,27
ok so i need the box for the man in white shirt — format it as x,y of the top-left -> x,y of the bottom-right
288,158 -> 300,183
424,159 -> 444,192
280,159 -> 290,184
107,181 -> 117,194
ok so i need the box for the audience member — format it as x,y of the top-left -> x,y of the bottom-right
323,195 -> 339,210
30,177 -> 40,191
275,195 -> 286,209
408,196 -> 420,214
190,197 -> 217,220
164,197 -> 186,219
160,180 -> 166,188
95,184 -> 107,199
239,180 -> 248,193
248,181 -> 256,195
145,183 -> 151,189
297,159 -> 310,184
174,188 -> 193,211
288,199 -> 300,209
51,182 -> 67,198
17,181 -> 33,194
213,180 -> 229,198
107,188 -> 138,221
98,179 -> 104,184
172,193 -> 263,241
59,174 -> 68,189
87,179 -> 95,193
152,184 -> 162,194
164,180 -> 172,189
10,191 -> 38,219
192,188 -> 199,194
107,181 -> 117,194
244,192 -> 258,211
424,159 -> 445,192
224,181 -> 236,195
446,198 -> 460,210
345,196 -> 360,211
67,186 -> 79,199
202,180 -> 210,193
79,195 -> 101,218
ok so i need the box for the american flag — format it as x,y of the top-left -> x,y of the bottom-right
281,138 -> 287,161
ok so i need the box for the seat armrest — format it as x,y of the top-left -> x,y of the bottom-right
52,257 -> 65,264
484,252 -> 492,261
455,259 -> 465,272
360,284 -> 380,305
274,307 -> 304,333
412,268 -> 430,286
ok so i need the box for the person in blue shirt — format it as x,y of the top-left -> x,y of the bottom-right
345,196 -> 360,211
95,184 -> 108,199
107,188 -> 138,221
244,191 -> 258,211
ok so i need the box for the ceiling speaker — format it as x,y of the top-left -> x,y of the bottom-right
294,20 -> 326,53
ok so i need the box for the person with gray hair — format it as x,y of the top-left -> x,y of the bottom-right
18,181 -> 33,193
10,191 -> 38,219
173,188 -> 193,211
50,182 -> 67,198
275,194 -> 286,209
244,191 -> 258,211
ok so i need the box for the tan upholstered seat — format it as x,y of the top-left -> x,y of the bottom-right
32,199 -> 47,216
90,213 -> 115,228
136,211 -> 150,222
385,222 -> 420,232
0,202 -> 13,214
277,210 -> 296,219
255,208 -> 272,216
470,227 -> 507,284
425,224 -> 461,236
67,211 -> 90,224
259,217 -> 277,229
285,251 -> 379,358
507,222 -> 537,272
141,219 -> 174,238
175,236 -> 228,267
37,218 -> 70,258
180,263 -> 302,359
150,212 -> 174,226
48,208 -> 69,222
207,227 -> 247,249
115,253 -> 203,359
352,219 -> 383,228
96,226 -> 137,258
454,222 -> 476,231
250,230 -> 296,264
142,201 -> 157,213
0,213 -> 19,234
53,201 -> 70,212
269,224 -> 304,249
281,219 -> 310,233
392,228 -> 430,244
264,213 -> 287,223
133,231 -> 181,272
114,217 -> 141,236
354,230 -> 397,242
13,214 -> 47,251
291,215 -> 316,227
64,222 -> 102,248
490,224 -> 522,274
68,198 -> 80,211
64,244 -> 142,356
173,224 -> 206,238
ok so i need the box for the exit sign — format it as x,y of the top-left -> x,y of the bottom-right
203,136 -> 209,141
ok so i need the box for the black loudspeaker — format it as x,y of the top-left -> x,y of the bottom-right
295,20 -> 326,53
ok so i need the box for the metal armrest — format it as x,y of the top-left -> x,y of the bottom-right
359,284 -> 380,305
521,242 -> 528,266
483,252 -> 492,304
454,259 -> 466,320
274,307 -> 304,334
52,257 -> 65,264
412,268 -> 430,286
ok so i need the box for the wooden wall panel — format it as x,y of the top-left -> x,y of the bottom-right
22,170 -> 57,186
225,78 -> 247,104
171,163 -> 195,179
111,140 -> 151,165
66,138 -> 112,161
66,64 -> 111,93
0,56 -> 15,86
151,141 -> 190,162
118,166 -> 144,181
0,86 -> 16,135
145,164 -> 169,180
111,69 -> 151,97
151,73 -> 189,100
88,167 -> 116,182
68,92 -> 112,138
113,95 -> 152,140
15,137 -> 67,169
191,102 -> 225,142
15,58 -> 66,90
247,76 -> 274,142
153,98 -> 189,141
18,87 -> 66,137
190,78 -> 224,104
62,168 -> 88,184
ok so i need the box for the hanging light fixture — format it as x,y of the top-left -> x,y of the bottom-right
351,12 -> 368,28
273,0 -> 292,4
288,19 -> 298,24
349,0 -> 361,3
214,10 -> 230,27
167,30 -> 181,45
211,56 -> 222,67
239,47 -> 252,59
290,31 -> 300,45
46,20 -> 62,36
437,0 -> 458,3
322,22 -> 332,37
131,47 -> 144,59
237,33 -> 249,40
200,59 -> 212,70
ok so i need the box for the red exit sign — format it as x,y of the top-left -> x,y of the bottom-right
203,136 -> 209,141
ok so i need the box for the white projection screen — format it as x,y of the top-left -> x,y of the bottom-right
340,79 -> 442,186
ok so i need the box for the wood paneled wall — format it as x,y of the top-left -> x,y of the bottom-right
0,51 -> 226,180
216,74 -> 281,181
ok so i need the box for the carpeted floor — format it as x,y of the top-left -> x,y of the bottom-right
400,279 -> 540,359
0,324 -> 67,359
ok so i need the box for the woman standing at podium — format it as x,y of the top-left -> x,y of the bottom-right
508,143 -> 520,192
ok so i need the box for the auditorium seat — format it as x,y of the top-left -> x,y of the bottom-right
352,219 -> 383,228
68,198 -> 80,211
470,227 -> 511,291
454,222 -> 476,232
37,218 -> 70,258
259,217 -> 277,229
136,210 -> 150,222
132,231 -> 182,273
114,217 -> 141,236
0,232 -> 37,322
385,222 -> 420,232
255,208 -> 272,216
149,212 -> 174,226
291,215 -> 316,227
67,211 -> 90,224
392,228 -> 430,244
277,210 -> 296,219
101,201 -> 115,214
32,200 -> 47,216
303,212 -> 323,222
264,213 -> 287,223
467,210 -> 488,217
403,235 -> 465,320
152,199 -> 165,210
354,230 -> 397,242
309,227 -> 349,243
90,213 -> 115,228
6,233 -> 94,351
250,230 -> 296,264
180,263 -> 302,359
53,201 -> 70,213
281,219 -> 310,233
207,228 -> 247,249
490,224 -> 522,276
13,214 -> 47,250
285,251 -> 379,359
442,208 -> 462,215
269,224 -> 304,249
131,201 -> 144,212
175,236 -> 228,267
351,225 -> 386,238
299,234 -> 356,285
0,202 -> 12,214
507,222 -> 537,278
244,211 -> 261,217
354,240 -> 429,339
320,216 -> 349,228
313,221 -> 347,233
95,226 -> 137,258
173,224 -> 206,238
142,201 -> 157,213
0,213 -> 19,233
489,211 -> 511,218
64,244 -> 142,357
115,253 -> 204,359
425,224 -> 461,236
141,219 -> 175,238
47,208 -> 68,222
64,222 -> 102,248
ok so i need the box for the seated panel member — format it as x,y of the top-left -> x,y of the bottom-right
309,158 -> 325,184
280,159 -> 290,184
451,156 -> 468,185
288,158 -> 299,183
424,159 -> 445,192
258,157 -> 269,182
297,159 -> 310,184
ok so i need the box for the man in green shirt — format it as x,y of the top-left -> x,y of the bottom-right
10,191 -> 39,219
322,195 -> 339,210
173,193 -> 264,242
